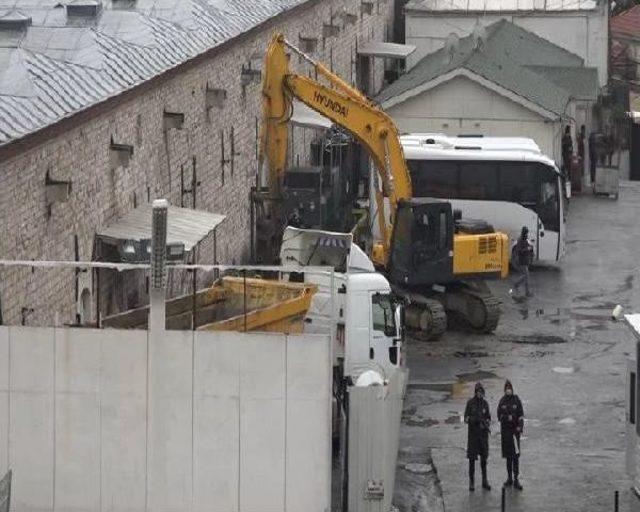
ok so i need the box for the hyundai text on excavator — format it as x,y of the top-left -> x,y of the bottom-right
255,33 -> 509,338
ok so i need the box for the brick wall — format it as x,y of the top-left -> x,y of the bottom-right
0,0 -> 393,326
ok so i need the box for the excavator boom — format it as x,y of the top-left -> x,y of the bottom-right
260,34 -> 411,261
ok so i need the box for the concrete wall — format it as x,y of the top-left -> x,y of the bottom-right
0,0 -> 393,327
405,8 -> 608,86
385,75 -> 561,160
0,326 -> 332,511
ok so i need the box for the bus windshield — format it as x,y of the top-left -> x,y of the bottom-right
407,160 -> 560,232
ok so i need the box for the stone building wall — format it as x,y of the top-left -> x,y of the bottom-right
0,0 -> 393,326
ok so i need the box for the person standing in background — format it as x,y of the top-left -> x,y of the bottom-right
498,380 -> 524,490
510,227 -> 533,299
465,382 -> 492,491
588,131 -> 598,185
561,125 -> 573,174
577,125 -> 586,163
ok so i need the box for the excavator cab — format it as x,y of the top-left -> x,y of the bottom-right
387,199 -> 455,287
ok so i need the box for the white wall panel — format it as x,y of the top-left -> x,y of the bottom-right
147,330 -> 193,512
0,327 -> 8,475
5,327 -> 331,512
100,329 -> 147,512
240,398 -> 286,512
9,327 -> 54,511
193,396 -> 239,512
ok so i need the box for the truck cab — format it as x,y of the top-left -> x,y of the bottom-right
279,227 -> 404,378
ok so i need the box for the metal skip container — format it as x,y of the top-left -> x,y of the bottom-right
102,276 -> 317,333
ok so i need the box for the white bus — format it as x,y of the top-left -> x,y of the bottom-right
400,134 -> 566,263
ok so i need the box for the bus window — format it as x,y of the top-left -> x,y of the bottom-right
459,162 -> 499,200
499,163 -> 538,206
408,160 -> 458,197
539,169 -> 560,232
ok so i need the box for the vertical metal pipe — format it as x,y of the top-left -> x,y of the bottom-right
243,268 -> 247,332
501,486 -> 506,512
191,249 -> 197,331
615,490 -> 619,512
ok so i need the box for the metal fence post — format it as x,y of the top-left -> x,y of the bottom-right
501,486 -> 506,512
615,490 -> 619,512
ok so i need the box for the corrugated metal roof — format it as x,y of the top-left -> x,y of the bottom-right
377,20 -> 596,117
357,41 -> 416,59
0,0 -> 308,147
96,204 -> 226,251
405,0 -> 597,12
625,314 -> 640,340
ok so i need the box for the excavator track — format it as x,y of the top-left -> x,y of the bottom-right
443,285 -> 501,334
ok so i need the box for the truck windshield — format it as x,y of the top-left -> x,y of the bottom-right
372,293 -> 397,337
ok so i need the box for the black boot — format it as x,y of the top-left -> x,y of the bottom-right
504,458 -> 513,487
469,460 -> 475,491
513,456 -> 522,490
481,458 -> 491,491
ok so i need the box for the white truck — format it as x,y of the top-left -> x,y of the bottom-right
280,226 -> 404,379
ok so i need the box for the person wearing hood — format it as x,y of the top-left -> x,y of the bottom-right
498,380 -> 524,490
510,226 -> 533,299
464,382 -> 492,491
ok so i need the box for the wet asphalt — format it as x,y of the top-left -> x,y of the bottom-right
395,182 -> 640,512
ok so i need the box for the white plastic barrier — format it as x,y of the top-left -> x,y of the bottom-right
0,326 -> 332,512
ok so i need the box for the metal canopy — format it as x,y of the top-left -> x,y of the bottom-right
290,100 -> 332,130
626,314 -> 640,340
97,204 -> 226,252
357,41 -> 416,59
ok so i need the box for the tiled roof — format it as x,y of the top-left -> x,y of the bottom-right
377,20 -> 597,116
611,5 -> 640,41
0,0 -> 307,147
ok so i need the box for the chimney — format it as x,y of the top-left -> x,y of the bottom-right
66,0 -> 103,17
0,10 -> 32,31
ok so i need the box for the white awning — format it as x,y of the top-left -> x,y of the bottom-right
357,41 -> 416,59
290,100 -> 332,130
97,204 -> 226,252
626,314 -> 640,340
628,111 -> 640,124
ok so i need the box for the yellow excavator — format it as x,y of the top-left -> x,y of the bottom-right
258,34 -> 509,337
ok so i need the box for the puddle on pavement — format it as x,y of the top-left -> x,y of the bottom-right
513,305 -> 620,328
402,463 -> 432,475
528,350 -> 551,358
499,334 -> 567,345
456,370 -> 499,382
454,350 -> 489,358
402,406 -> 443,428
574,274 -> 635,303
553,366 -> 576,374
405,418 -> 439,427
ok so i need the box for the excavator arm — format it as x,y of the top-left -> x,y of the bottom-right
260,33 -> 410,263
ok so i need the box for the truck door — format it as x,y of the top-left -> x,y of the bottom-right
370,292 -> 398,375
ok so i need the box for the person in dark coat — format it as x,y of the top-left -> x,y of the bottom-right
464,382 -> 492,491
510,226 -> 533,298
498,380 -> 524,490
561,125 -> 573,174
